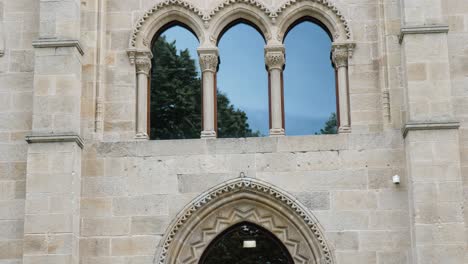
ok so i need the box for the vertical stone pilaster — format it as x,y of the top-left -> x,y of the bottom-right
401,0 -> 466,263
198,48 -> 218,139
332,42 -> 354,134
265,45 -> 285,136
24,0 -> 82,263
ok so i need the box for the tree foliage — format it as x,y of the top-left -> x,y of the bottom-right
317,112 -> 338,135
150,36 -> 259,139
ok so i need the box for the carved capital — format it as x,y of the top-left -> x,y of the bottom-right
265,45 -> 285,71
332,42 -> 355,68
198,48 -> 219,72
135,51 -> 152,75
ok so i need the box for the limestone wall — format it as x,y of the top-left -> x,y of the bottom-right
80,132 -> 410,263
444,0 -> 468,251
0,0 -> 466,263
0,0 -> 37,262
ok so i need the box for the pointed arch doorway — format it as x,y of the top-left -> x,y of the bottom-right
154,178 -> 334,264
199,221 -> 294,264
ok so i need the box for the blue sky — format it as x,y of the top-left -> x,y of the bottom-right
161,22 -> 335,136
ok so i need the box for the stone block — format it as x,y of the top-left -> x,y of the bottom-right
369,211 -> 410,230
82,176 -> 128,197
48,234 -> 72,254
112,195 -> 168,216
332,190 -> 377,210
377,190 -> 409,210
0,220 -> 23,239
81,217 -> 130,237
23,234 -> 47,255
23,255 -> 71,264
360,231 -> 411,251
111,236 -> 159,256
0,240 -> 22,259
315,211 -> 369,231
177,173 -> 231,193
377,251 -> 409,264
79,238 -> 110,257
80,198 -> 112,217
327,231 -> 359,250
24,214 -> 72,233
294,191 -> 330,210
130,216 -> 169,235
0,200 -> 24,220
335,251 -> 377,264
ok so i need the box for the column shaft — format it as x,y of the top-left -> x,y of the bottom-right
198,48 -> 218,138
265,45 -> 285,136
332,43 -> 353,133
135,52 -> 152,139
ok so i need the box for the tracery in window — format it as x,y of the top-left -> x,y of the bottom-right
149,25 -> 201,140
283,19 -> 337,135
216,22 -> 268,138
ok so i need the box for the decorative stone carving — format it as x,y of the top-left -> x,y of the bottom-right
129,0 -> 204,48
274,0 -> 352,40
155,178 -> 334,264
331,42 -> 354,68
135,52 -> 152,75
199,53 -> 218,73
331,47 -> 348,68
265,50 -> 285,71
128,0 -> 352,49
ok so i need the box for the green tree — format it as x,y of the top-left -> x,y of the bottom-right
150,36 -> 259,139
317,112 -> 338,135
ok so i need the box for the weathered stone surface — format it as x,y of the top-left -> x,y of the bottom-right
1,0 -> 467,264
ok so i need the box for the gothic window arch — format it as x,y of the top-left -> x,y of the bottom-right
127,0 -> 355,139
149,23 -> 201,140
283,18 -> 338,135
216,20 -> 268,138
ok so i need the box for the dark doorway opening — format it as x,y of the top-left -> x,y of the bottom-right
199,222 -> 294,264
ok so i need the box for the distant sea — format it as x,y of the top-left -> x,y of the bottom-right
244,109 -> 329,137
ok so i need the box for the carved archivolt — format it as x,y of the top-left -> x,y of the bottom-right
155,178 -> 334,264
129,0 -> 352,50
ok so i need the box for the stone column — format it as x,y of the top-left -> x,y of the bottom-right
401,0 -> 466,263
265,45 -> 285,136
134,51 -> 152,139
24,0 -> 83,264
332,43 -> 352,133
198,48 -> 218,138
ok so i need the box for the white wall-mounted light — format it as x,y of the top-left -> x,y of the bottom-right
393,175 -> 400,184
243,240 -> 256,248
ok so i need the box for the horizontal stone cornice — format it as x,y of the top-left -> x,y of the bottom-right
399,24 -> 449,43
32,38 -> 84,55
25,133 -> 84,149
402,121 -> 460,138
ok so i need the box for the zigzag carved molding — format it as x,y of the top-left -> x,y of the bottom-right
129,0 -> 351,48
155,178 -> 333,264
181,207 -> 309,264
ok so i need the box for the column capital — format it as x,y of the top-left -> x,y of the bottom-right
332,42 -> 355,68
265,45 -> 285,71
198,47 -> 219,73
133,51 -> 152,75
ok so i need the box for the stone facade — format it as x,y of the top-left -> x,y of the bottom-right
0,0 -> 466,263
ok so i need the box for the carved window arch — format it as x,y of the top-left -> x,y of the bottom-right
127,0 -> 355,139
282,17 -> 338,135
155,178 -> 335,264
